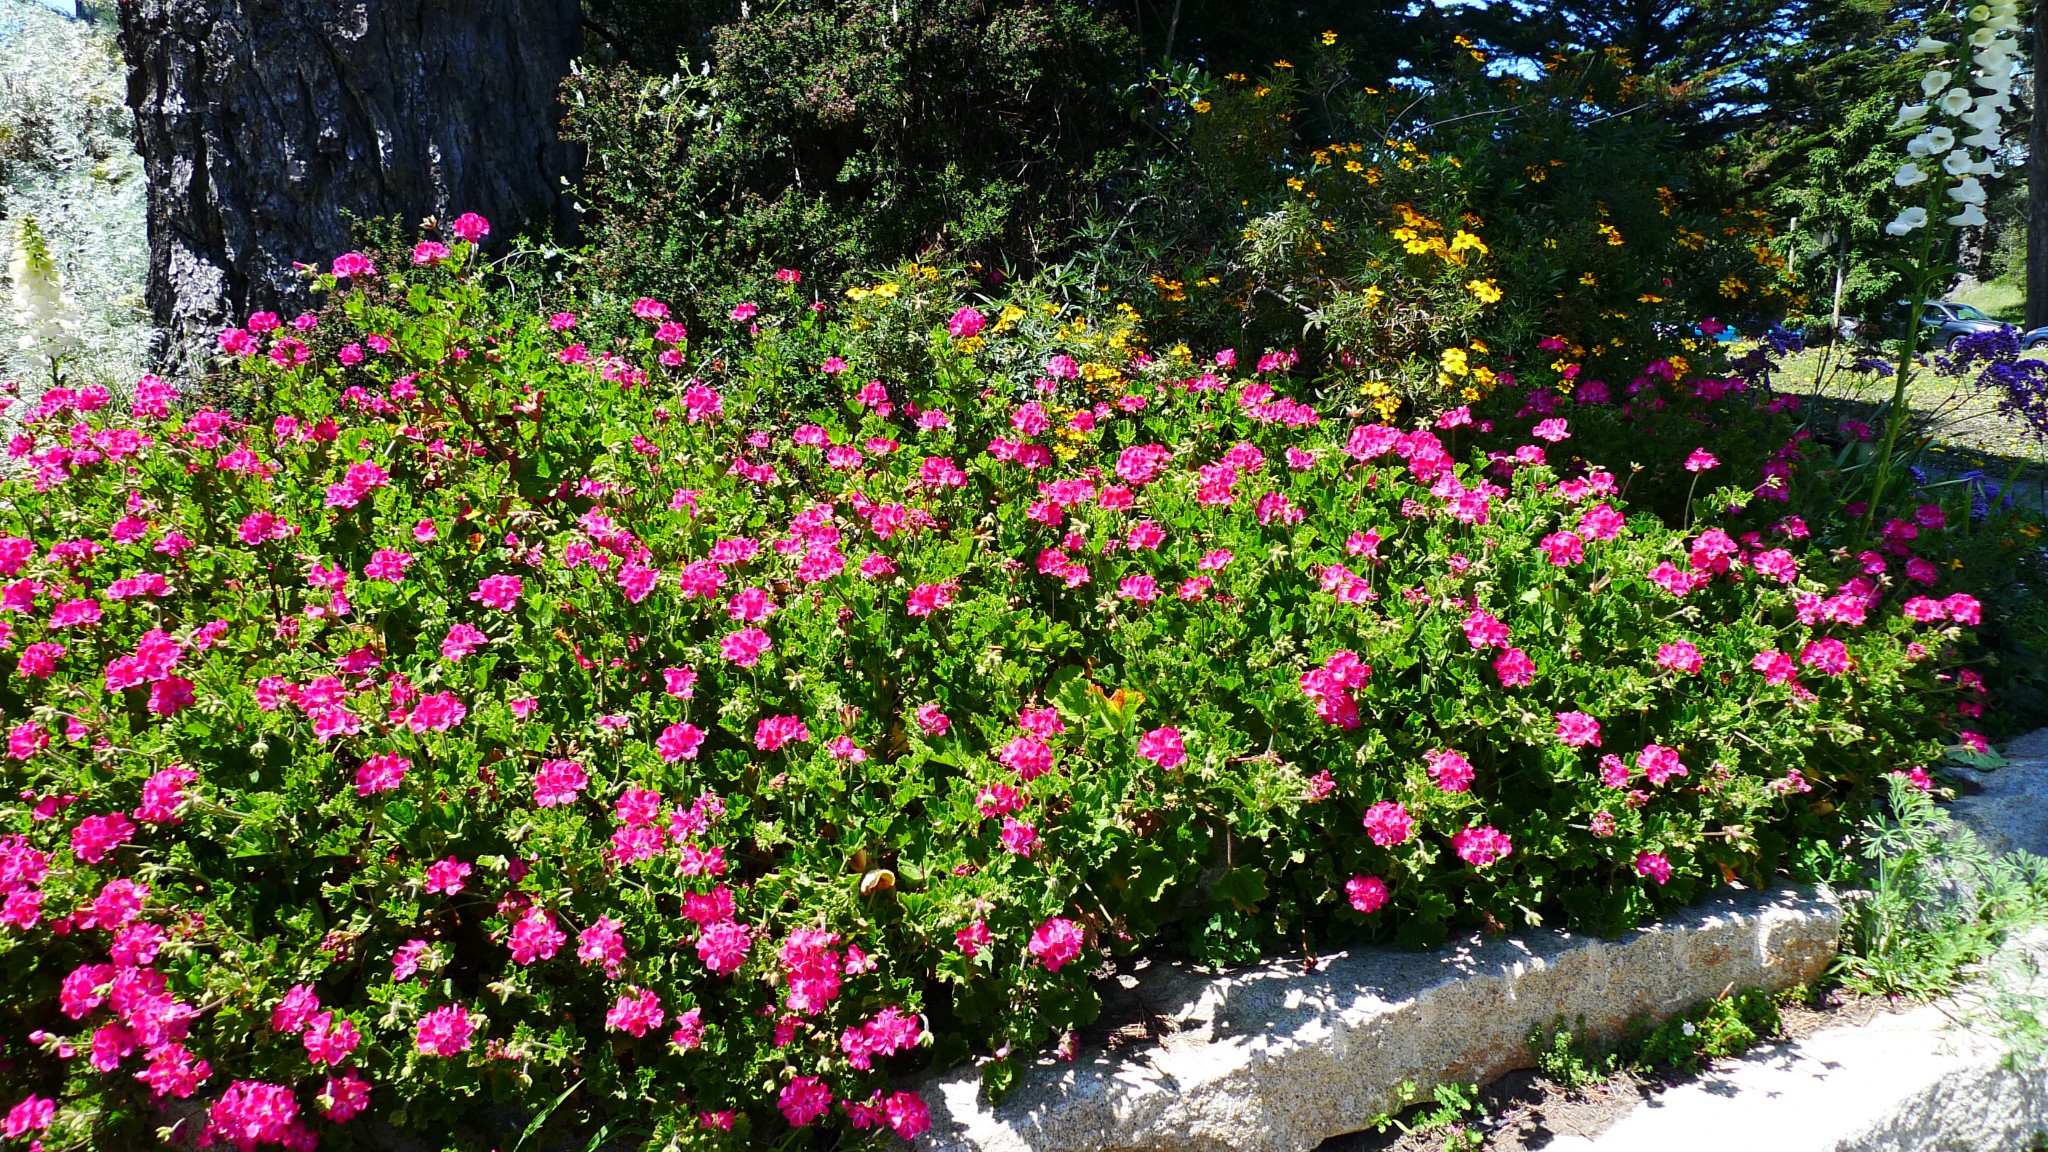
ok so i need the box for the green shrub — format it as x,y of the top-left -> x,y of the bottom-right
1528,1016 -> 1616,1090
1368,1080 -> 1487,1152
1071,40 -> 1798,417
557,0 -> 1133,324
1637,989 -> 1782,1074
1837,774 -> 2048,1001
0,228 -> 1980,1149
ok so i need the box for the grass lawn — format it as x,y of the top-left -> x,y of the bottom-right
1763,341 -> 2048,509
1952,278 -> 2028,326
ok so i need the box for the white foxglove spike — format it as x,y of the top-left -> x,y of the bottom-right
6,215 -> 80,368
1907,126 -> 1956,156
1975,44 -> 2012,63
1975,42 -> 2016,69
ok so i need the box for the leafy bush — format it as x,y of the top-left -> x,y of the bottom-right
552,21 -> 1801,429
1367,1079 -> 1487,1152
1069,40 -> 1798,417
0,228 -> 1984,1149
1836,774 -> 2048,1001
1527,1016 -> 1616,1090
1635,988 -> 1782,1074
557,0 -> 1132,323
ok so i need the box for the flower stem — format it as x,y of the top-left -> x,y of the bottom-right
1860,186 -> 1947,544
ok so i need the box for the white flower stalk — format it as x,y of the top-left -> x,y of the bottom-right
1961,127 -> 2003,150
1960,106 -> 2003,131
1887,3 -> 2019,236
6,215 -> 80,370
1907,126 -> 1955,156
1887,206 -> 1928,235
1866,0 -> 2027,540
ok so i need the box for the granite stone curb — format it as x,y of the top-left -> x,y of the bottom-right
1540,734 -> 2048,1152
1553,928 -> 2048,1152
914,885 -> 1842,1152
1950,726 -> 2048,859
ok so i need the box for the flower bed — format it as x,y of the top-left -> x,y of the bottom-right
0,227 -> 1982,1150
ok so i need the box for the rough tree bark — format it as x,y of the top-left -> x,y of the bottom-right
116,0 -> 582,373
2028,5 -> 2048,330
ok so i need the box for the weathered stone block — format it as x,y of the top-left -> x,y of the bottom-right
917,886 -> 1841,1152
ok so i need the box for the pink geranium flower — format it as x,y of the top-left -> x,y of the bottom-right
1363,801 -> 1413,846
1028,916 -> 1086,971
1451,824 -> 1514,867
414,1004 -> 475,1056
779,1076 -> 833,1127
1554,711 -> 1601,747
1346,875 -> 1389,913
1137,726 -> 1186,768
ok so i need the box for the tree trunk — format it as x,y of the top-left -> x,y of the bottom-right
2028,3 -> 2048,329
116,0 -> 582,374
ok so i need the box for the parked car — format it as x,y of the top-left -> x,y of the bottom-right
2020,324 -> 2048,351
1680,317 -> 1802,351
1893,299 -> 2006,352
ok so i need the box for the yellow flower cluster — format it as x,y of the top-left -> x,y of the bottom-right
1358,376 -> 1400,420
1437,339 -> 1498,400
1389,204 -> 1487,267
